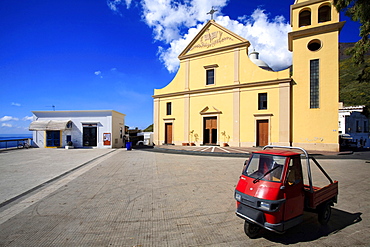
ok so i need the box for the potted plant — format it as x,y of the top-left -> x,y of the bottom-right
192,133 -> 199,146
221,131 -> 230,147
189,130 -> 196,146
65,141 -> 74,149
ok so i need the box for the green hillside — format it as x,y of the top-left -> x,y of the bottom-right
339,54 -> 370,108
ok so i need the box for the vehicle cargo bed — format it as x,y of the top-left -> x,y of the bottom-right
304,181 -> 338,209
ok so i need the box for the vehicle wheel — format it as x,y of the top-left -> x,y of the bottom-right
318,202 -> 331,225
244,221 -> 261,238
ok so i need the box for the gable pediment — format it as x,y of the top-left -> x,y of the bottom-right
200,106 -> 222,115
179,20 -> 250,59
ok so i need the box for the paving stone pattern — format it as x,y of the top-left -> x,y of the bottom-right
0,150 -> 369,246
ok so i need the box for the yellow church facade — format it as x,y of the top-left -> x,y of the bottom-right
153,0 -> 345,151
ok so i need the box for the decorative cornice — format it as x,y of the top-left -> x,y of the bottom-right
288,21 -> 345,51
254,113 -> 274,117
200,106 -> 222,115
153,78 -> 292,99
203,64 -> 219,69
179,42 -> 250,60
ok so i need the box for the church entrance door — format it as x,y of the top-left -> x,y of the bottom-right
203,117 -> 217,145
256,120 -> 269,147
165,123 -> 173,144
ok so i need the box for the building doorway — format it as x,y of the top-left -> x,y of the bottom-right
203,117 -> 217,145
256,120 -> 269,147
165,123 -> 173,144
83,124 -> 97,147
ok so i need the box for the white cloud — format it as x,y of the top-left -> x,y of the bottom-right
94,71 -> 103,78
108,1 -> 292,72
144,4 -> 291,72
141,0 -> 229,43
23,116 -> 33,121
158,23 -> 204,72
1,123 -> 12,128
11,102 -> 21,107
107,0 -> 133,14
0,116 -> 19,122
216,10 -> 292,71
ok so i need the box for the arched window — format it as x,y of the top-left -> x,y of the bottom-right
318,5 -> 331,23
299,10 -> 311,27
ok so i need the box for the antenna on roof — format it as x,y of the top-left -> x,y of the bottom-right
46,105 -> 55,111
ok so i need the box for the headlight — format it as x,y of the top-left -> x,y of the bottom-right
235,193 -> 242,202
259,201 -> 270,210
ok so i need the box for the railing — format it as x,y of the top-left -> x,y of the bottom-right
0,138 -> 33,149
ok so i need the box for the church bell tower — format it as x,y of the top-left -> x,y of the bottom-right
289,0 -> 345,151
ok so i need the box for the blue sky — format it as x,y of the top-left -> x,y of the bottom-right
0,0 -> 361,134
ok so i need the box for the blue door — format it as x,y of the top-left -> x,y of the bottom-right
46,131 -> 60,147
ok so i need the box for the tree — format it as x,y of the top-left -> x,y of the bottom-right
334,0 -> 370,65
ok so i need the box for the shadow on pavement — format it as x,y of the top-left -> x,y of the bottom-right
262,208 -> 362,244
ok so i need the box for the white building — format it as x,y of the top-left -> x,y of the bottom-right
29,110 -> 125,149
339,104 -> 369,149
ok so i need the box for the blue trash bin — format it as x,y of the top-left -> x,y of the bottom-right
126,142 -> 132,150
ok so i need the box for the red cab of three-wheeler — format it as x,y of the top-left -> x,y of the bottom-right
234,146 -> 338,238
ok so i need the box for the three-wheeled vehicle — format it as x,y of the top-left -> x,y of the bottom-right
234,146 -> 338,238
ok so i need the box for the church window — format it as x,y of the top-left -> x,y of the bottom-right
166,102 -> 172,115
299,10 -> 311,27
310,59 -> 320,109
206,69 -> 215,85
258,93 -> 268,110
307,39 -> 322,51
318,5 -> 331,23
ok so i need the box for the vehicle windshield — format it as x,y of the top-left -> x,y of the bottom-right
242,153 -> 286,183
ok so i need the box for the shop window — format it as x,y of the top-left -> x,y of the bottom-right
258,93 -> 268,110
318,5 -> 331,23
46,131 -> 60,147
310,59 -> 320,109
166,102 -> 172,115
299,10 -> 311,27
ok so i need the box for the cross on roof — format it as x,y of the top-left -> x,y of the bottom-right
207,7 -> 218,20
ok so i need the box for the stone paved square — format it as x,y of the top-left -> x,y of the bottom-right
0,149 -> 369,246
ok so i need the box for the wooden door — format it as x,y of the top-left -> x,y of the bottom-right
204,117 -> 217,144
165,123 -> 173,144
256,120 -> 268,147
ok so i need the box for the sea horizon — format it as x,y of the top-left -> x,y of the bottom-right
0,133 -> 33,140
